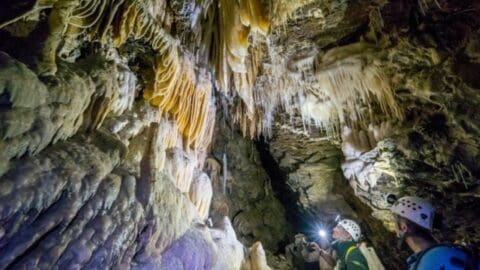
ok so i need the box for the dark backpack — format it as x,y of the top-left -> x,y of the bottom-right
412,244 -> 480,270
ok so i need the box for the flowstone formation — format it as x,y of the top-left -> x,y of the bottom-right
1,0 -> 480,269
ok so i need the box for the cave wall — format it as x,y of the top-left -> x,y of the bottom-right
333,0 -> 480,247
0,0 -> 273,268
207,117 -> 291,253
0,44 -> 276,270
260,1 -> 480,267
0,52 -> 216,269
263,124 -> 408,268
267,125 -> 351,222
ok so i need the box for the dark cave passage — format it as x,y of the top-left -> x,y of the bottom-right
256,138 -> 334,243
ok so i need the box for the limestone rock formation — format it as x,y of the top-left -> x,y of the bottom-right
1,0 -> 480,269
268,125 -> 353,221
208,120 -> 291,252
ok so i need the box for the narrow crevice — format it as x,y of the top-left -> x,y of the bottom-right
255,138 -> 306,239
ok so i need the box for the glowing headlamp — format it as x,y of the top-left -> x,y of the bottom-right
318,229 -> 327,238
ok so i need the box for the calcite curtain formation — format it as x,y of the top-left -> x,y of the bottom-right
32,0 -> 275,148
216,0 -> 269,91
1,0 -> 406,143
26,0 -> 213,152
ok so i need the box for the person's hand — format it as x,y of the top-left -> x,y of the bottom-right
319,248 -> 327,256
309,242 -> 320,251
295,234 -> 306,245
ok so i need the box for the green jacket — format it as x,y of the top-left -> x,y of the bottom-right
332,240 -> 369,270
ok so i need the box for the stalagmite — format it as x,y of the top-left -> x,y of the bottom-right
205,157 -> 222,187
222,153 -> 228,194
241,242 -> 272,270
189,170 -> 213,220
210,217 -> 245,270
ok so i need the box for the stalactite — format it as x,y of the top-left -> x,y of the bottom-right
314,62 -> 402,125
4,0 -> 263,146
3,0 -> 213,151
33,0 -> 125,74
158,118 -> 181,150
111,0 -> 215,150
239,0 -> 270,35
37,0 -> 80,75
215,0 -> 269,97
193,102 -> 217,153
112,0 -> 176,52
269,0 -> 316,27
0,0 -> 56,29
218,2 -> 269,140
274,43 -> 404,137
216,0 -> 248,91
82,59 -> 121,131
144,55 -> 213,149
229,36 -> 269,138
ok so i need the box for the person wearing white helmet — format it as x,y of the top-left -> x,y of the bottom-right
392,196 -> 479,270
391,196 -> 436,248
310,218 -> 369,270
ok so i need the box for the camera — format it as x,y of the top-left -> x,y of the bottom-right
306,243 -> 316,252
384,193 -> 397,205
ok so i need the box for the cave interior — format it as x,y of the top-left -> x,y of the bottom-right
0,0 -> 479,269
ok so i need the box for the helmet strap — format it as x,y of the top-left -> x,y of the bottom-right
397,231 -> 406,249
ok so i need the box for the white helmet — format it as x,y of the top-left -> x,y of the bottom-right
391,196 -> 435,230
338,219 -> 361,241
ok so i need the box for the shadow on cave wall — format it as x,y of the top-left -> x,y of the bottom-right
256,138 -> 316,240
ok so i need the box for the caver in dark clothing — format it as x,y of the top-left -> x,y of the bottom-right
331,240 -> 369,270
